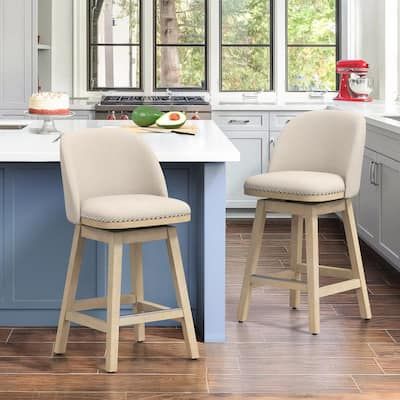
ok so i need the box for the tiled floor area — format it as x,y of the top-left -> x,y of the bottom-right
1,219 -> 400,399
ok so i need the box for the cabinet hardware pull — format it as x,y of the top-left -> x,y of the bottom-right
369,161 -> 375,185
373,162 -> 380,186
228,119 -> 250,125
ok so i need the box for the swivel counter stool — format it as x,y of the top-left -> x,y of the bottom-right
54,129 -> 199,372
238,110 -> 372,334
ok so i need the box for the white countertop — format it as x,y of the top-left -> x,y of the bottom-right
328,101 -> 400,135
211,102 -> 328,111
0,120 -> 240,163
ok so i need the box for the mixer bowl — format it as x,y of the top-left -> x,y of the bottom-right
349,77 -> 373,96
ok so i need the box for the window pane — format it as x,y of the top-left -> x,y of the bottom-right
155,0 -> 205,45
221,0 -> 271,45
221,47 -> 270,91
287,0 -> 337,45
156,46 -> 206,89
89,0 -> 140,44
287,47 -> 336,91
90,45 -> 140,89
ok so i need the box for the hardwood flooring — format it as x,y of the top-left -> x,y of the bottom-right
1,218 -> 400,399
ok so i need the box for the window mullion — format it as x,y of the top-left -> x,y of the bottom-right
275,0 -> 286,101
142,0 -> 153,95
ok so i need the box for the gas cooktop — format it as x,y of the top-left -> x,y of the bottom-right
99,96 -> 209,106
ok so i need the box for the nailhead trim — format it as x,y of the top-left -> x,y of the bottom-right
245,185 -> 344,197
81,212 -> 191,224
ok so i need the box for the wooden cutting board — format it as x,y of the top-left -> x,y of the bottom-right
124,122 -> 199,136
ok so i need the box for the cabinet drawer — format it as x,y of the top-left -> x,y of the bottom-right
213,112 -> 268,131
270,112 -> 302,131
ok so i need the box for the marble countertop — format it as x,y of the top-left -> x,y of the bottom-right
0,120 -> 240,163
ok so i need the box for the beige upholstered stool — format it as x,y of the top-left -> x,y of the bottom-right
238,110 -> 372,334
54,128 -> 199,372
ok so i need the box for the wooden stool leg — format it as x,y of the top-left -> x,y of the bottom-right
54,225 -> 85,354
290,216 -> 303,309
342,199 -> 372,320
305,215 -> 320,335
130,243 -> 145,342
105,239 -> 123,373
167,227 -> 199,359
237,200 -> 267,322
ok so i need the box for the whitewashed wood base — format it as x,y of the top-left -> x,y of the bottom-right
238,198 -> 372,335
54,224 -> 199,372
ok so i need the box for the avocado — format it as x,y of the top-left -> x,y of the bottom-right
132,106 -> 163,127
156,112 -> 187,129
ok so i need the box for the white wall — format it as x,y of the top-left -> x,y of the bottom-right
357,1 -> 382,98
357,0 -> 399,101
52,1 -> 73,95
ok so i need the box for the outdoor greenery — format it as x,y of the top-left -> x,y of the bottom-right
155,0 -> 206,89
287,0 -> 337,91
221,0 -> 271,91
89,0 -> 338,92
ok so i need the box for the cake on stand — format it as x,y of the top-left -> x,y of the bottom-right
27,92 -> 73,135
26,111 -> 75,135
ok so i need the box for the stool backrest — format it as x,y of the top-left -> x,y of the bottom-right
269,110 -> 366,198
60,128 -> 168,224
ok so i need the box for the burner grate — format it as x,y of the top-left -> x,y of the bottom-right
100,95 -> 208,106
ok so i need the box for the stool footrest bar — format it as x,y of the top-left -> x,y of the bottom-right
251,274 -> 307,291
119,308 -> 184,327
66,311 -> 107,332
319,279 -> 361,298
295,263 -> 353,280
72,294 -> 137,311
138,300 -> 170,312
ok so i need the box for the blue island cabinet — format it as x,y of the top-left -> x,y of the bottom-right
0,162 -> 226,342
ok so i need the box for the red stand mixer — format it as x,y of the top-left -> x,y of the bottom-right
335,59 -> 373,102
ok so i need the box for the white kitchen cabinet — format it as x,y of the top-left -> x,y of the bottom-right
357,149 -> 379,243
225,132 -> 268,208
0,110 -> 30,119
376,154 -> 400,265
0,0 -> 37,109
269,112 -> 301,131
213,112 -> 268,131
213,110 -> 309,209
356,136 -> 400,270
213,111 -> 269,208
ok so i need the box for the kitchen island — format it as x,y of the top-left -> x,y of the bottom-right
0,119 -> 239,342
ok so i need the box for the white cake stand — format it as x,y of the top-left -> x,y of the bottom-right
25,112 -> 75,135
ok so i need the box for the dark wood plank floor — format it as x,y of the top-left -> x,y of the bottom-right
1,219 -> 400,399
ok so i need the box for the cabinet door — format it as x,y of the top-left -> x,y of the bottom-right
225,133 -> 267,208
0,111 -> 29,120
268,131 -> 281,166
357,149 -> 379,243
269,112 -> 302,131
377,154 -> 400,265
0,0 -> 36,109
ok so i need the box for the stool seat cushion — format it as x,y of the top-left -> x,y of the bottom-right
81,194 -> 191,229
245,171 -> 345,202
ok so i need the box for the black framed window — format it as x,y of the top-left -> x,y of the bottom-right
154,0 -> 208,91
286,0 -> 340,92
220,0 -> 273,92
88,0 -> 142,91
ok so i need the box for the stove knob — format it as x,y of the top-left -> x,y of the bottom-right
107,111 -> 117,120
191,112 -> 201,120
